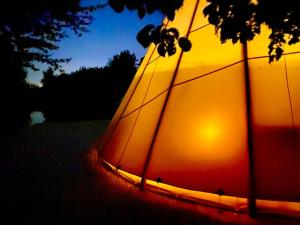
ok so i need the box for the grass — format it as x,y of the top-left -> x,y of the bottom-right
0,120 -> 299,225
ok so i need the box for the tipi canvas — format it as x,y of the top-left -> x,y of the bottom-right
97,0 -> 300,216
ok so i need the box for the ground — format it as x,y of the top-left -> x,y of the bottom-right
0,121 -> 299,225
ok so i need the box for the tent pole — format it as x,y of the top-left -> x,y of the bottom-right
140,0 -> 201,191
243,42 -> 257,217
98,18 -> 169,159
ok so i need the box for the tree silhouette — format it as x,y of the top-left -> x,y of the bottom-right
40,50 -> 137,122
41,67 -> 56,87
0,34 -> 31,139
0,0 -> 102,138
0,0 -> 105,70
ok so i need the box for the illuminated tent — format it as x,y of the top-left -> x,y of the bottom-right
97,0 -> 300,216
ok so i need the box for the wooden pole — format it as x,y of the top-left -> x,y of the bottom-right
140,0 -> 201,190
243,42 -> 257,217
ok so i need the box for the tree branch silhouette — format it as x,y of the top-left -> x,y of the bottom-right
107,0 -> 300,62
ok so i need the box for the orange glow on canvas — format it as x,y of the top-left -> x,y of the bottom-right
190,113 -> 247,165
199,122 -> 221,145
100,0 -> 300,217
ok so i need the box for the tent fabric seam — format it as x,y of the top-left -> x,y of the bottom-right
100,45 -> 158,156
120,59 -> 245,119
119,51 -> 300,120
139,0 -> 202,188
117,58 -> 160,166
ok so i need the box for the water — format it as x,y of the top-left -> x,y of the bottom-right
29,111 -> 46,127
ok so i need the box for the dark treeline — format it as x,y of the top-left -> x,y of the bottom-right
35,50 -> 137,122
0,37 -> 31,139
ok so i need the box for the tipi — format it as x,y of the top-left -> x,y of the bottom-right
97,0 -> 300,217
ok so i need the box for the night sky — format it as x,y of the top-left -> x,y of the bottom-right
27,2 -> 163,85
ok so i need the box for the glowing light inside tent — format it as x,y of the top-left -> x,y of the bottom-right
201,124 -> 220,143
195,120 -> 229,161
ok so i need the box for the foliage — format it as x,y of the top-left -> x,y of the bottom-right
0,0 -> 103,138
107,50 -> 137,78
108,0 -> 184,20
5,0 -> 299,66
108,0 -> 191,57
0,34 -> 30,139
203,0 -> 300,62
108,0 -> 300,62
137,25 -> 191,57
0,0 -> 105,70
41,67 -> 56,87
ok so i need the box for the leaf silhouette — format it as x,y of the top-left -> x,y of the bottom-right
108,0 -> 125,13
136,24 -> 155,48
168,27 -> 180,39
178,37 -> 192,52
157,43 -> 166,57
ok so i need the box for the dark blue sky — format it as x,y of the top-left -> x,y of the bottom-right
27,2 -> 163,85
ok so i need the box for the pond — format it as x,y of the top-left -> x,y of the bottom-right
29,111 -> 46,127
